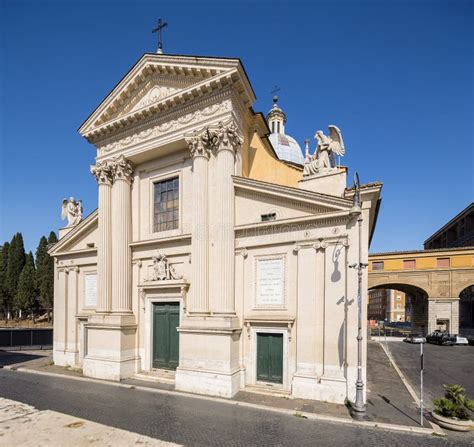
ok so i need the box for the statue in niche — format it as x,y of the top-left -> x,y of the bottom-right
61,197 -> 83,227
303,125 -> 345,176
150,252 -> 181,281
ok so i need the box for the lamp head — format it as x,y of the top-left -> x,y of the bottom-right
349,204 -> 362,218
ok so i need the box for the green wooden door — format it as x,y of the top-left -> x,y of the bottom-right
152,302 -> 179,370
256,333 -> 283,384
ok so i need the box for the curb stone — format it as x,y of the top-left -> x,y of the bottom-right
3,365 -> 436,437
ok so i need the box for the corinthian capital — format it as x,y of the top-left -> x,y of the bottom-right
91,161 -> 113,185
185,130 -> 211,160
111,155 -> 134,184
215,120 -> 243,154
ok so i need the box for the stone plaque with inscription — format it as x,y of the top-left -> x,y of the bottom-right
85,274 -> 97,307
256,257 -> 284,306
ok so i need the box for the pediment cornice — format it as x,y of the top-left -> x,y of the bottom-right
49,209 -> 98,256
233,176 -> 352,211
79,54 -> 255,144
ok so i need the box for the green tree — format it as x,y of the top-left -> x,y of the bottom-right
35,235 -> 49,312
39,231 -> 58,321
0,242 -> 10,317
15,251 -> 37,317
6,233 -> 26,315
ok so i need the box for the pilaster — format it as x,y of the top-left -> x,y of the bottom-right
176,120 -> 243,398
213,120 -> 242,314
186,131 -> 211,313
111,155 -> 134,313
91,161 -> 113,312
84,155 -> 137,381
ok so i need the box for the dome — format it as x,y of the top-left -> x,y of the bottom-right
268,133 -> 305,165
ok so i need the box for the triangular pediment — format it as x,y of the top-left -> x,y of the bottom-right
113,76 -> 193,120
79,53 -> 255,142
49,210 -> 98,256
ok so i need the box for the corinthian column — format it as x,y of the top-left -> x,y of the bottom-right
185,131 -> 211,313
91,161 -> 113,313
213,120 -> 242,314
110,155 -> 134,313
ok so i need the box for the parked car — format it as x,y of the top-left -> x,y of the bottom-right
453,335 -> 469,346
426,330 -> 455,346
404,334 -> 426,344
468,336 -> 474,346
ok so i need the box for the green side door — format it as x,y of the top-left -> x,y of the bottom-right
257,333 -> 283,384
152,302 -> 180,370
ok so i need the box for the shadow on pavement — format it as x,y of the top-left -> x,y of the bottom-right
0,351 -> 46,367
366,341 -> 426,427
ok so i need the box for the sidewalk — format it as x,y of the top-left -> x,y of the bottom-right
0,397 -> 178,446
0,345 -> 432,435
366,341 -> 427,427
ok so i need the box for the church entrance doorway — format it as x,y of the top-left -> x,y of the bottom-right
152,302 -> 179,370
256,332 -> 283,384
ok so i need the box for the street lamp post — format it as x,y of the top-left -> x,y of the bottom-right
348,172 -> 368,414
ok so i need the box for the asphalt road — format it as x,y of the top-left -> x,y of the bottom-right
0,369 -> 469,447
387,341 -> 474,407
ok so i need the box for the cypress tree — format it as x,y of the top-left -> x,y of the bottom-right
15,251 -> 37,316
39,231 -> 58,321
0,242 -> 10,317
6,233 -> 26,312
35,236 -> 49,312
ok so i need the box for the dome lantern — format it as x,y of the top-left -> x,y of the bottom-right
266,96 -> 304,165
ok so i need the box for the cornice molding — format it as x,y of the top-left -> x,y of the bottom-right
235,210 -> 351,238
49,210 -> 98,256
80,55 -> 255,143
96,93 -> 234,157
233,176 -> 352,210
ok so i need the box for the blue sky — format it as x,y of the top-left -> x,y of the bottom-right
0,0 -> 472,253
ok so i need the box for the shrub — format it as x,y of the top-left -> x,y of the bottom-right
433,384 -> 474,421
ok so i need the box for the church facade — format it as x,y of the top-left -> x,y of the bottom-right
49,52 -> 382,404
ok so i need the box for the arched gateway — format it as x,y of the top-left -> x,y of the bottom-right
369,247 -> 474,335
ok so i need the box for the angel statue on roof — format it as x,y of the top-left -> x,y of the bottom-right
303,125 -> 345,176
61,197 -> 83,227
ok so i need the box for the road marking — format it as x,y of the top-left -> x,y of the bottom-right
377,342 -> 445,436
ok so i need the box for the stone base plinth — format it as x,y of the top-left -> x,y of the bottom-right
82,313 -> 138,381
298,168 -> 347,196
292,374 -> 349,404
175,315 -> 242,398
53,350 -> 78,368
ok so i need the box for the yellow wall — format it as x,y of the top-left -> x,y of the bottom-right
243,131 -> 302,188
369,253 -> 474,272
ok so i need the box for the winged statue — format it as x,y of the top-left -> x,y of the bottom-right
303,125 -> 345,176
61,197 -> 83,227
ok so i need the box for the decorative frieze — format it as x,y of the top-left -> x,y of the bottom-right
97,99 -> 232,155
